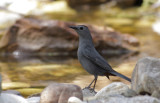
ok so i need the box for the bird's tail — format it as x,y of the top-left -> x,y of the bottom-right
110,71 -> 131,82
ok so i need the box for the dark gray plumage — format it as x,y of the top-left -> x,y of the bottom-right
70,25 -> 131,90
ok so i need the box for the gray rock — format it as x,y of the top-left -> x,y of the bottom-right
68,97 -> 84,103
95,82 -> 130,99
0,93 -> 28,103
82,87 -> 96,98
40,83 -> 83,103
27,97 -> 40,103
68,96 -> 101,103
131,57 -> 160,96
28,93 -> 41,98
98,95 -> 160,103
0,18 -> 139,60
151,90 -> 160,99
121,88 -> 137,97
2,90 -> 21,96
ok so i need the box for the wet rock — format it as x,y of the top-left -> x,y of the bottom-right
122,88 -> 137,97
94,82 -> 160,103
95,82 -> 131,99
68,96 -> 101,103
82,87 -> 96,98
98,95 -> 160,103
40,83 -> 83,103
0,18 -> 139,60
131,57 -> 160,96
2,90 -> 21,96
0,93 -> 28,103
151,90 -> 160,99
68,97 -> 84,103
27,96 -> 40,103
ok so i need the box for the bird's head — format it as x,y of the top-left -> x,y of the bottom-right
70,25 -> 92,40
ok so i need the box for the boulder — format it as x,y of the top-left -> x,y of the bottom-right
98,95 -> 160,103
131,57 -> 160,96
40,83 -> 83,103
26,96 -> 40,103
94,81 -> 160,103
82,87 -> 97,98
68,96 -> 101,103
68,97 -> 84,103
0,18 -> 139,61
0,93 -> 28,103
95,82 -> 136,99
2,90 -> 21,96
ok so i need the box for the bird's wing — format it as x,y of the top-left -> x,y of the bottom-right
82,47 -> 131,82
82,47 -> 113,72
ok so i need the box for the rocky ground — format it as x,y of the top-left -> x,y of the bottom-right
0,57 -> 160,103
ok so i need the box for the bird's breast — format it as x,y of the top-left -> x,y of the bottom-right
77,52 -> 106,76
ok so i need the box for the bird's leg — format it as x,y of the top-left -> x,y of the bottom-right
87,78 -> 95,88
93,76 -> 98,90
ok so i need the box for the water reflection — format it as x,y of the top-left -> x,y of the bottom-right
0,54 -> 133,93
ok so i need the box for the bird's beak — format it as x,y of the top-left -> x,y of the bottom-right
70,26 -> 78,30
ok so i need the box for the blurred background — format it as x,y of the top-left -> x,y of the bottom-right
0,0 -> 160,97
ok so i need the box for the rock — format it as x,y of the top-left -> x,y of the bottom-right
68,97 -> 84,103
0,18 -> 139,60
0,93 -> 28,103
0,12 -> 21,29
152,90 -> 160,99
131,57 -> 160,96
40,83 -> 83,103
2,90 -> 21,96
27,97 -> 40,103
68,96 -> 101,103
98,95 -> 160,103
121,88 -> 137,97
82,87 -> 97,98
95,82 -> 131,99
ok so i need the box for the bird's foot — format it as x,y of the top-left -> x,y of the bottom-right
84,86 -> 91,89
83,87 -> 97,93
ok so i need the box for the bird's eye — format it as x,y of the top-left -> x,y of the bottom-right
80,27 -> 83,30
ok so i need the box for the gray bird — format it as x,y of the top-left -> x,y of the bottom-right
70,25 -> 131,90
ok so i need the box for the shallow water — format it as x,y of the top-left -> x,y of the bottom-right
1,4 -> 160,96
